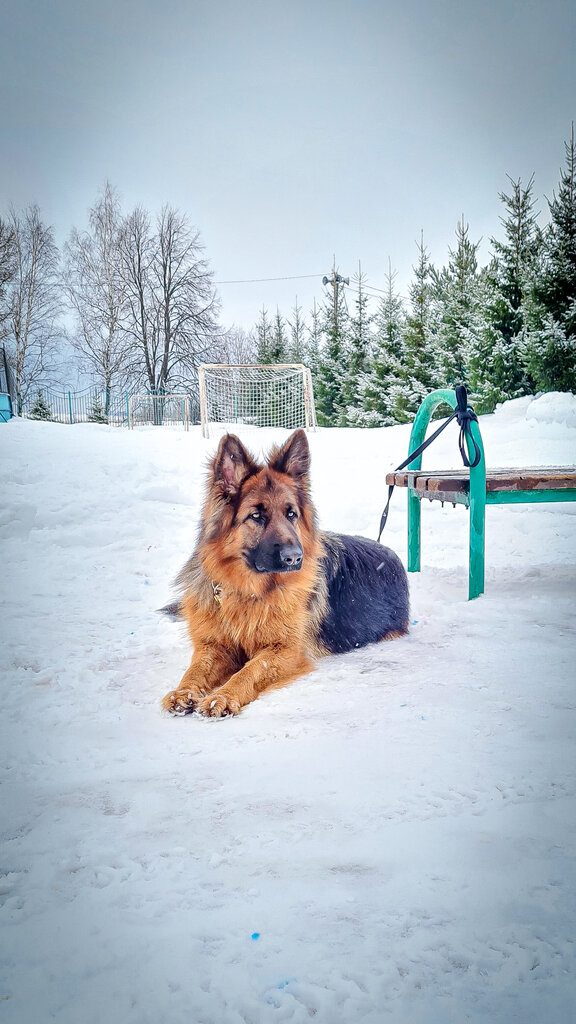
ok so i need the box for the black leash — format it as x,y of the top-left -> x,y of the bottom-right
377,385 -> 482,543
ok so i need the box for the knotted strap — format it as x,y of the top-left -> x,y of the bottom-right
377,385 -> 481,543
454,385 -> 482,469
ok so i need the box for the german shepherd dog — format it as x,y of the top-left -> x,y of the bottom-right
162,429 -> 409,717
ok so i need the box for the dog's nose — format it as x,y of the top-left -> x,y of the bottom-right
279,544 -> 303,567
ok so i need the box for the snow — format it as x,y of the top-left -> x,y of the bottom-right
1,394 -> 575,1024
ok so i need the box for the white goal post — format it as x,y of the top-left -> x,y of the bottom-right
198,364 -> 318,438
128,393 -> 191,430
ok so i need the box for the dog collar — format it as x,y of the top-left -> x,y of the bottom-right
211,581 -> 258,604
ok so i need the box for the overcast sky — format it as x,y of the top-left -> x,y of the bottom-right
2,0 -> 575,332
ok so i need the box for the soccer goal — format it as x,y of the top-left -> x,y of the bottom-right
128,393 -> 191,430
198,364 -> 318,438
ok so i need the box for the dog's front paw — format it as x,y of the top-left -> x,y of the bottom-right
162,688 -> 202,715
196,691 -> 241,718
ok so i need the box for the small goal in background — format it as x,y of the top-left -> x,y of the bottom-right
128,394 -> 191,430
198,364 -> 317,438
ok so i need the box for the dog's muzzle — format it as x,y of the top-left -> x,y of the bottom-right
248,541 -> 303,574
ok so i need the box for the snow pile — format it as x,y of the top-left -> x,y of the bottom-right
1,396 -> 575,1024
525,390 -> 576,429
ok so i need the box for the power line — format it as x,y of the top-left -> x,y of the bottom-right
344,282 -> 410,302
215,271 -> 410,304
215,273 -> 323,285
361,283 -> 387,294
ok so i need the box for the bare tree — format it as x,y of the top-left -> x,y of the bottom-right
119,204 -> 221,393
4,205 -> 61,402
0,217 -> 16,343
62,183 -> 129,412
219,325 -> 257,364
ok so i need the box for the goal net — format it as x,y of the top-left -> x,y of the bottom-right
198,364 -> 317,438
128,394 -> 191,430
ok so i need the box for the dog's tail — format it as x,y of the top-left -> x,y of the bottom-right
157,600 -> 184,621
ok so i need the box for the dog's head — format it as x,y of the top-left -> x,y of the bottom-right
205,429 -> 315,576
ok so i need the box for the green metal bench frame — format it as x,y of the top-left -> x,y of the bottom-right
400,388 -> 576,600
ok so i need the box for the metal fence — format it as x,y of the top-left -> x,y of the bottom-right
19,387 -> 200,427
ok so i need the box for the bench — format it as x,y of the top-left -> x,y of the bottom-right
385,388 -> 576,599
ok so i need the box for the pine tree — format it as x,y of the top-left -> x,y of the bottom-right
28,389 -> 52,420
525,126 -> 576,391
362,260 -> 406,425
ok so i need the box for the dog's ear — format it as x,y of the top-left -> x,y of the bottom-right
213,435 -> 259,496
268,429 -> 310,480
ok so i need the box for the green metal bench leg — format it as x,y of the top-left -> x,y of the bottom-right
468,417 -> 486,599
408,490 -> 421,572
469,491 -> 486,599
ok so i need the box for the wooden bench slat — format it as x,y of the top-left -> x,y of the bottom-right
386,466 -> 576,493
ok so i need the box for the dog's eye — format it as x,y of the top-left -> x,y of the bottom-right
286,508 -> 298,521
248,511 -> 264,522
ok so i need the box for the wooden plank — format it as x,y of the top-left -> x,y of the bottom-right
386,466 -> 576,494
485,470 -> 576,491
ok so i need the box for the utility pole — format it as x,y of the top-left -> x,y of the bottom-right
322,258 -> 349,321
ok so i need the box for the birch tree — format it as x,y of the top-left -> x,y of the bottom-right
120,204 -> 220,393
220,326 -> 257,364
0,217 -> 16,343
63,183 -> 128,411
4,205 -> 61,402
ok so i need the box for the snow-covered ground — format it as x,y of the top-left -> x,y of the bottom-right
1,394 -> 575,1024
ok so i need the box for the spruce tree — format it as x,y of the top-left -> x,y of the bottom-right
340,266 -> 376,424
471,175 -> 541,408
314,267 -> 350,425
434,217 -> 485,392
87,396 -> 109,423
256,306 -> 274,363
525,126 -> 576,391
395,234 -> 439,420
490,176 -> 541,340
28,389 -> 52,420
287,299 -> 307,363
307,299 -> 322,373
269,308 -> 289,363
362,260 -> 405,425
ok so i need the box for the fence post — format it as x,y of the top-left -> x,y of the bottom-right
68,391 -> 73,424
